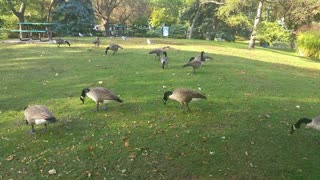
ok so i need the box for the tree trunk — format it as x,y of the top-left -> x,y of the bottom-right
188,2 -> 202,39
47,0 -> 55,22
248,0 -> 264,49
6,1 -> 26,39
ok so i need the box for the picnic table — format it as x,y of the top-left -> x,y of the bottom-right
11,22 -> 56,41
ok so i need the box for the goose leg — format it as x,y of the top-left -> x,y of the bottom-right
186,103 -> 191,112
95,103 -> 99,112
29,124 -> 35,133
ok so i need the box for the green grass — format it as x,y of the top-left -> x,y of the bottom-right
1,37 -> 320,179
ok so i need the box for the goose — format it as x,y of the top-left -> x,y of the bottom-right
93,37 -> 100,47
290,116 -> 320,134
24,105 -> 57,133
160,51 -> 168,69
105,44 -> 123,55
163,88 -> 207,112
183,57 -> 203,73
149,46 -> 170,60
191,51 -> 212,62
80,87 -> 123,111
54,39 -> 70,47
147,39 -> 151,45
79,32 -> 84,37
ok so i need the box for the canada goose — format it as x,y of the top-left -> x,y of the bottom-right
290,116 -> 320,134
93,37 -> 100,47
160,51 -> 168,69
183,57 -> 203,73
105,44 -> 123,55
191,51 -> 212,62
24,105 -> 57,133
79,32 -> 84,37
163,88 -> 207,112
54,39 -> 70,47
149,46 -> 170,60
80,87 -> 123,111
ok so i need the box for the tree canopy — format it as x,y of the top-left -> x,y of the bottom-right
1,0 -> 319,45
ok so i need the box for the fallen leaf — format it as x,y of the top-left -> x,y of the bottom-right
48,169 -> 56,175
87,145 -> 93,151
123,138 -> 130,148
6,155 -> 14,161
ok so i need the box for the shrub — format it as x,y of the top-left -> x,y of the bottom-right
168,24 -> 187,39
297,31 -> 320,59
256,22 -> 291,47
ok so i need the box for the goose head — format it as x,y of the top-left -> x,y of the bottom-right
163,91 -> 173,104
80,88 -> 90,104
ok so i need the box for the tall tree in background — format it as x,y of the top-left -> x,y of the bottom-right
111,0 -> 149,25
149,0 -> 184,27
93,0 -> 123,35
248,0 -> 264,49
5,0 -> 26,23
187,0 -> 224,39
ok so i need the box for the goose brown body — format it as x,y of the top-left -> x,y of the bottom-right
24,105 -> 56,132
55,39 -> 70,47
163,88 -> 207,111
80,87 -> 123,111
93,37 -> 100,47
105,44 -> 123,55
149,46 -> 170,60
183,59 -> 203,73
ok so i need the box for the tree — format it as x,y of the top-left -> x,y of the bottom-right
149,0 -> 184,27
111,0 -> 149,25
248,0 -> 264,49
5,0 -> 26,23
52,0 -> 94,35
186,0 -> 224,39
93,0 -> 123,36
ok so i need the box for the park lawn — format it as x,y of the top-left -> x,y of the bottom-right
1,37 -> 320,179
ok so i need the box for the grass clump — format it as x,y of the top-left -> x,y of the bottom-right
297,31 -> 320,59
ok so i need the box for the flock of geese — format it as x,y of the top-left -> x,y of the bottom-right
25,37 -> 320,134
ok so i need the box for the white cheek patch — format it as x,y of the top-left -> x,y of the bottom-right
35,119 -> 48,125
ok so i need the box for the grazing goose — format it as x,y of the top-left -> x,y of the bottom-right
290,116 -> 320,134
54,39 -> 70,47
160,51 -> 168,69
163,88 -> 207,112
93,37 -> 100,47
105,44 -> 123,55
24,105 -> 57,133
183,57 -> 203,73
79,32 -> 84,37
149,46 -> 170,60
80,87 -> 123,111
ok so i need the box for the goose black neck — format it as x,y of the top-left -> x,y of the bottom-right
163,91 -> 173,102
294,118 -> 312,128
201,51 -> 204,62
162,61 -> 165,69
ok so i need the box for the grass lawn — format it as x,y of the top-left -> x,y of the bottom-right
1,37 -> 320,179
